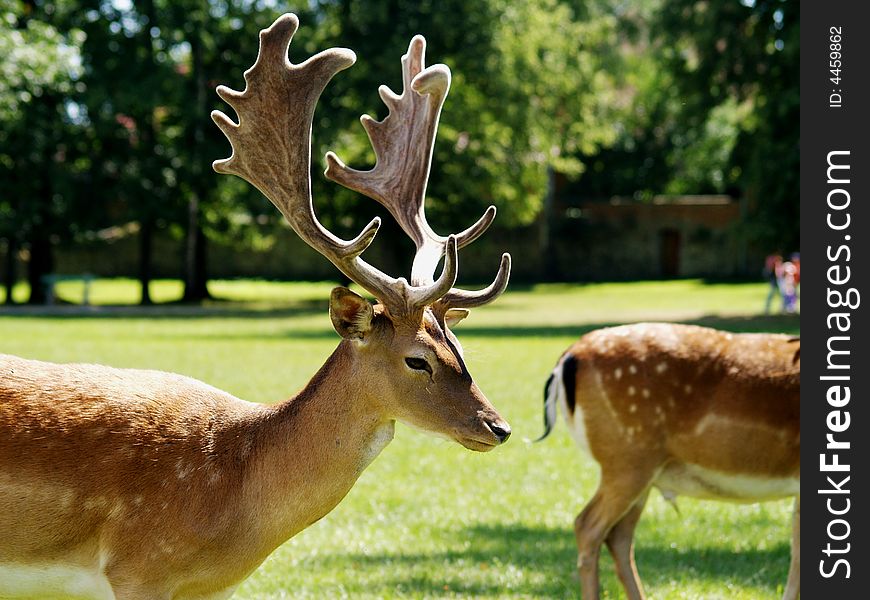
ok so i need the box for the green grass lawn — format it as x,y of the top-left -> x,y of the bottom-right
0,279 -> 799,599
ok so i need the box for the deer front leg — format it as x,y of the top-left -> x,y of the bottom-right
574,472 -> 652,600
604,491 -> 649,600
783,495 -> 800,600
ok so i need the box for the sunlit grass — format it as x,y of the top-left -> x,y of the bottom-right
0,280 -> 799,598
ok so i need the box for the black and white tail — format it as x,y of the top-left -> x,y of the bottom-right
536,353 -> 577,441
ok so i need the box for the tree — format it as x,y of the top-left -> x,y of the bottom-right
0,0 -> 98,304
654,0 -> 798,249
288,0 -> 620,280
64,0 -> 285,303
64,0 -> 184,305
562,0 -> 798,256
157,1 -> 287,301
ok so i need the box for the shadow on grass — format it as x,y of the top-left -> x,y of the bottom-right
0,299 -> 800,343
157,314 -> 803,343
131,314 -> 797,343
453,314 -> 799,339
301,522 -> 789,598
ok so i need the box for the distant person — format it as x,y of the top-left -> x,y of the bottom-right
780,260 -> 798,313
763,252 -> 783,314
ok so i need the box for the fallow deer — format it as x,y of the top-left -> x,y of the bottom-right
539,323 -> 799,599
0,14 -> 512,599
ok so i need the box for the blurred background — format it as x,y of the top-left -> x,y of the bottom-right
0,3 -> 800,596
0,0 -> 797,305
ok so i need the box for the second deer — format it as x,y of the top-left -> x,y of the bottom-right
539,323 -> 800,599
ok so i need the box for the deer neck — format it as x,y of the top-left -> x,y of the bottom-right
244,340 -> 394,548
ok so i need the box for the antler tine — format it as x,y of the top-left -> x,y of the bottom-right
324,35 -> 496,288
438,252 -> 512,311
213,13 -> 462,314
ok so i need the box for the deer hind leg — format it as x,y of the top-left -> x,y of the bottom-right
604,490 -> 650,600
574,470 -> 654,600
783,495 -> 800,600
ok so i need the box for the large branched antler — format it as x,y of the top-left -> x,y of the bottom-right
211,14 -> 457,315
324,35 -> 511,309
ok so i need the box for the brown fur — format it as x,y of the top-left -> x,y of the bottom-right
0,303 -> 508,599
552,323 -> 799,600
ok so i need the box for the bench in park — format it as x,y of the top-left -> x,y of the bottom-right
41,273 -> 95,306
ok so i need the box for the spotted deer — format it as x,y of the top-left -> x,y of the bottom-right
0,14 -> 512,599
539,323 -> 800,600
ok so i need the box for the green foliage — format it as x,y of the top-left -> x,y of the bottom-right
654,0 -> 798,247
0,1 -> 104,302
565,0 -> 798,253
1,0 -> 798,294
309,0 -> 620,231
0,6 -> 79,118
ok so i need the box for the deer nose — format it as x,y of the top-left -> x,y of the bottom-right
488,421 -> 512,444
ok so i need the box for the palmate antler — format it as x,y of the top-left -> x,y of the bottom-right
212,13 -> 509,316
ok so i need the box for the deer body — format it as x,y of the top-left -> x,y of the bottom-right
541,323 -> 799,600
0,348 -> 394,599
0,14 -> 512,599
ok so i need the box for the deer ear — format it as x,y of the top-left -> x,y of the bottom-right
330,287 -> 374,339
444,308 -> 470,329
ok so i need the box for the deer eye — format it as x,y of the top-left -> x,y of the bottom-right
404,357 -> 432,374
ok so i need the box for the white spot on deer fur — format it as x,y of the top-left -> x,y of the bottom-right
656,362 -> 668,373
668,397 -> 676,408
614,368 -> 622,380
684,384 -> 692,394
158,539 -> 175,555
108,500 -> 125,520
655,406 -> 663,415
642,388 -> 650,398
133,495 -> 143,506
59,490 -> 75,509
629,365 -> 637,374
594,368 -> 626,436
83,497 -> 107,511
629,404 -> 637,413
628,386 -> 636,396
176,460 -> 193,480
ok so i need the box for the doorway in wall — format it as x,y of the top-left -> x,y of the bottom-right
659,229 -> 681,278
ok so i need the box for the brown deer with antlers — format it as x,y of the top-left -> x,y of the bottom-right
0,14 -> 511,599
539,323 -> 800,599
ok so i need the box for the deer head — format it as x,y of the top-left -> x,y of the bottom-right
212,14 -> 511,450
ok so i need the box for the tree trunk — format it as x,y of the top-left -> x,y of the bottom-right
181,12 -> 211,303
138,218 -> 154,305
539,165 -> 559,281
182,201 -> 210,302
137,0 -> 158,306
2,238 -> 16,305
27,236 -> 54,305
